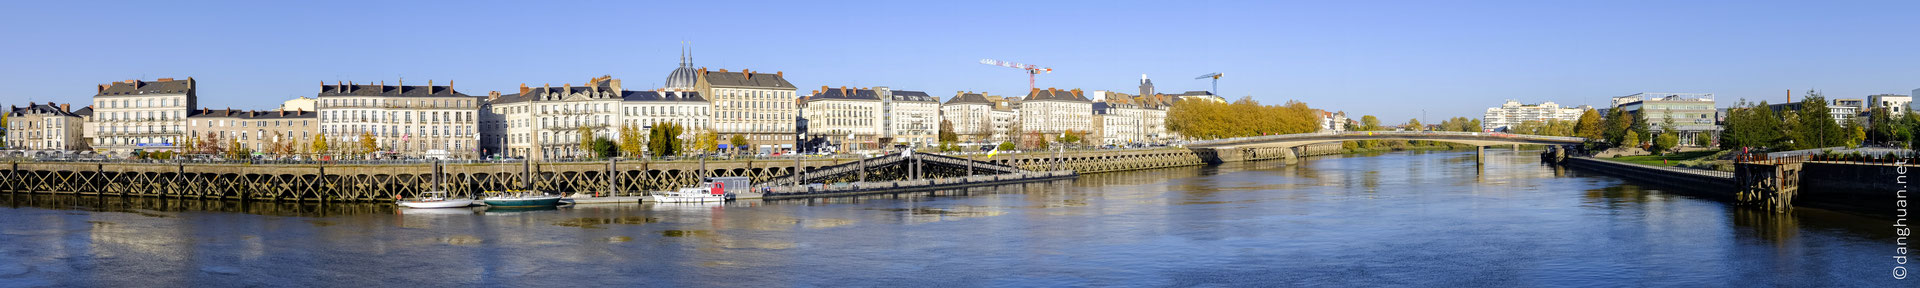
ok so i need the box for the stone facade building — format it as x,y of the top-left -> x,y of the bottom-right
1019,88 -> 1093,142
5,103 -> 86,151
91,78 -> 196,154
941,92 -> 997,142
878,87 -> 939,147
695,68 -> 797,153
315,80 -> 480,159
802,86 -> 882,150
483,76 -> 709,160
185,109 -> 318,155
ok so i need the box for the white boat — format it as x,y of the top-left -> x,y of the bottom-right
398,191 -> 474,208
650,183 -> 729,203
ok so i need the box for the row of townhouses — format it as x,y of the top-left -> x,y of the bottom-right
7,52 -> 1307,159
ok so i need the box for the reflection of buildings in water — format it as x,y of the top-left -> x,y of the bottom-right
0,194 -> 393,217
1732,207 -> 1799,247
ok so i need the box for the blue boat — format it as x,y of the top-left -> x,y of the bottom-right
481,190 -> 564,207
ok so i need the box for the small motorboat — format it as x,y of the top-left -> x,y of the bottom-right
397,191 -> 474,209
482,190 -> 564,207
651,182 -> 728,203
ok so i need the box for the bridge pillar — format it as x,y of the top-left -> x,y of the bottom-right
1476,146 -> 1486,165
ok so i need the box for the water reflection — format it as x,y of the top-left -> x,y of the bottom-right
0,150 -> 1906,286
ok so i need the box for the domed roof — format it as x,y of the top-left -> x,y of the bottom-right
665,46 -> 698,90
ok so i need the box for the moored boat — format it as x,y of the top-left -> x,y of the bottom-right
482,190 -> 564,207
650,183 -> 728,203
398,191 -> 474,209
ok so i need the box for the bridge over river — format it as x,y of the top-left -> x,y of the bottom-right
1185,131 -> 1587,164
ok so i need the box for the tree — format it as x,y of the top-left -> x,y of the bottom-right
1845,121 -> 1866,148
196,132 -> 225,155
1573,109 -> 1603,140
1603,108 -> 1630,146
312,133 -> 329,156
728,134 -> 747,155
998,141 -> 1015,151
693,130 -> 718,154
1867,107 -> 1896,145
1652,131 -> 1679,154
358,133 -> 377,156
226,138 -> 249,160
1060,130 -> 1082,146
1693,132 -> 1712,147
619,124 -> 644,158
1794,92 -> 1844,149
589,137 -> 617,159
1624,130 -> 1641,149
1405,118 -> 1423,131
577,125 -> 595,159
181,133 -> 198,154
937,120 -> 958,143
646,123 -> 684,157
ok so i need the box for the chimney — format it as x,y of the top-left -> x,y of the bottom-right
279,110 -> 285,117
97,84 -> 108,93
610,79 -> 622,92
520,83 -> 530,94
398,78 -> 403,87
123,80 -> 136,84
428,80 -> 435,94
821,86 -> 829,94
840,86 -> 849,97
777,71 -> 783,77
743,69 -> 751,80
718,68 -> 728,73
158,78 -> 173,82
699,67 -> 707,75
60,103 -> 69,112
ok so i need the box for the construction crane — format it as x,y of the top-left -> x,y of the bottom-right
1195,73 -> 1222,96
979,59 -> 1053,91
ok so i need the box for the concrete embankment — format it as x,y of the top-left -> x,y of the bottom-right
1562,157 -> 1736,197
763,171 -> 1077,199
1563,156 -> 1910,215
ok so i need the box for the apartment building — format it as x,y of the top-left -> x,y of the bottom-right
694,68 -> 797,153
315,80 -> 479,159
1019,88 -> 1093,143
90,78 -> 196,154
941,92 -> 997,142
185,109 -> 318,154
802,86 -> 883,150
878,87 -> 939,147
5,103 -> 86,151
484,76 -> 709,160
1482,100 -> 1587,131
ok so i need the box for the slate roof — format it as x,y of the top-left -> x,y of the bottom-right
890,90 -> 937,102
96,78 -> 194,96
7,103 -> 80,117
622,91 -> 707,102
317,82 -> 470,98
809,87 -> 880,101
945,92 -> 993,105
189,108 -> 315,119
71,106 -> 93,117
700,69 -> 795,89
1024,88 -> 1091,103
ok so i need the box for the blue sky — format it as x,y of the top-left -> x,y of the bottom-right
2,0 -> 1915,122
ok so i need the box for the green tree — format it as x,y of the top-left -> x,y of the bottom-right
1572,109 -> 1603,140
694,130 -> 718,154
1603,108 -> 1631,146
1652,131 -> 1679,154
1867,107 -> 1896,145
1844,121 -> 1866,148
1794,92 -> 1844,149
589,137 -> 617,159
1693,132 -> 1712,147
1060,130 -> 1082,146
997,141 -> 1015,151
645,123 -> 684,157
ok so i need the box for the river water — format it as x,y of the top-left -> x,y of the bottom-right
0,150 -> 1907,287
